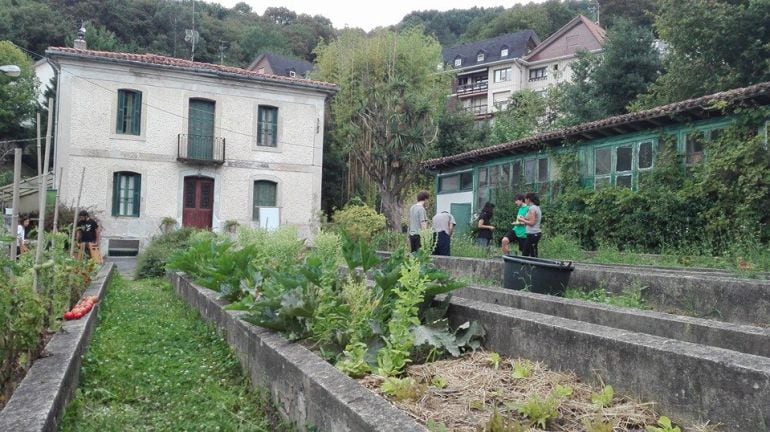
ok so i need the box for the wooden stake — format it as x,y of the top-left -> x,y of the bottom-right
33,99 -> 54,292
69,167 -> 86,255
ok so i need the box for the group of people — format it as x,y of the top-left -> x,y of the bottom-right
406,190 -> 542,258
477,193 -> 542,257
12,210 -> 99,259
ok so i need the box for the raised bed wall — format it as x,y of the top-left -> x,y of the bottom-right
170,273 -> 425,432
377,253 -> 770,326
0,263 -> 115,432
446,295 -> 770,431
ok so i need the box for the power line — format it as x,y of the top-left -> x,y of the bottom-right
17,45 -> 321,151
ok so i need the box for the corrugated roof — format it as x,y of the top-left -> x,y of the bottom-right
442,30 -> 540,68
423,80 -> 770,170
46,47 -> 338,93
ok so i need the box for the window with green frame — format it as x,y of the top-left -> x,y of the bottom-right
438,172 -> 472,193
257,106 -> 278,147
116,89 -> 142,135
593,140 -> 655,189
112,172 -> 141,217
253,180 -> 277,220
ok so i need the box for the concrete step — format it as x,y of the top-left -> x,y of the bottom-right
453,284 -> 770,357
446,295 -> 770,431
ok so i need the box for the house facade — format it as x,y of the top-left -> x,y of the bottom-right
47,46 -> 337,255
442,15 -> 605,121
424,81 -> 770,235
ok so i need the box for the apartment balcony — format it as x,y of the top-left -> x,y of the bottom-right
456,80 -> 488,97
463,104 -> 488,116
177,134 -> 226,164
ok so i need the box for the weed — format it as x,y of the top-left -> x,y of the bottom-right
583,416 -> 615,432
591,385 -> 615,407
430,375 -> 448,389
381,376 -> 424,401
511,360 -> 533,379
487,352 -> 502,369
514,394 -> 560,429
427,419 -> 450,432
646,416 -> 682,432
480,408 -> 527,432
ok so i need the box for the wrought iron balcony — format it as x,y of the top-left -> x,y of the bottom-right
177,134 -> 225,164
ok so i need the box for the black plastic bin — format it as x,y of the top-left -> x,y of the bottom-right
502,255 -> 574,295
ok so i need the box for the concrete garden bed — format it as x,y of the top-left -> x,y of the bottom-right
169,272 -> 425,432
392,253 -> 770,326
0,263 -> 115,432
446,295 -> 770,431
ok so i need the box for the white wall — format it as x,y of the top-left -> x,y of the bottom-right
53,57 -> 328,250
436,191 -> 474,214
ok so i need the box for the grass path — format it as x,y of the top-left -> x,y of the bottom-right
60,275 -> 286,431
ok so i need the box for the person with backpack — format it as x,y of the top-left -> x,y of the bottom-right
475,202 -> 495,247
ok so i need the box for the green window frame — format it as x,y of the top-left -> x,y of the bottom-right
257,106 -> 278,147
438,172 -> 473,193
112,172 -> 141,217
253,180 -> 277,220
116,89 -> 142,135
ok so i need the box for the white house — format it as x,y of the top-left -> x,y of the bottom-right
46,45 -> 337,255
443,15 -> 606,121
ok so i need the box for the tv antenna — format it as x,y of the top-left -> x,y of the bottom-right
184,0 -> 198,61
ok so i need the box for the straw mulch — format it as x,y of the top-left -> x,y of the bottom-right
360,351 -> 661,431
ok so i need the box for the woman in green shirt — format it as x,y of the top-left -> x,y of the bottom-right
501,194 -> 528,255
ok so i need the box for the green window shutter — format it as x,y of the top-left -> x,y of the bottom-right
116,90 -> 126,134
257,106 -> 278,147
132,174 -> 141,216
131,92 -> 142,135
253,181 -> 277,220
112,172 -> 120,216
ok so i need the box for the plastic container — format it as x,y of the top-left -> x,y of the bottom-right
502,255 -> 574,295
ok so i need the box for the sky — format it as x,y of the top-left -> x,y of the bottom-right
216,0 -> 540,32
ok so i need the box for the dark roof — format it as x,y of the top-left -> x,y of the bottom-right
46,47 -> 337,94
423,81 -> 770,170
442,30 -> 540,68
248,53 -> 314,77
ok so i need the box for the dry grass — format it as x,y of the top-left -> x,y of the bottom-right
360,351 -> 668,431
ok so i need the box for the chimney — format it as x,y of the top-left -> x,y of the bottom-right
74,24 -> 87,50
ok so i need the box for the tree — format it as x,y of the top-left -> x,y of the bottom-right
314,28 -> 449,229
556,19 -> 661,124
436,105 -> 489,157
0,41 -> 37,148
636,0 -> 770,108
490,90 -> 549,144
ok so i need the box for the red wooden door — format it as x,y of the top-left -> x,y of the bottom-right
182,177 -> 214,229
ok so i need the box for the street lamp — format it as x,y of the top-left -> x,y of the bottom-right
0,64 -> 21,77
1,64 -> 22,259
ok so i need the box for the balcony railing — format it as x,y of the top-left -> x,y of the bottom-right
456,80 -> 488,95
178,134 -> 226,164
463,104 -> 488,116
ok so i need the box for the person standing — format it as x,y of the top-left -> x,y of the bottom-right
518,193 -> 542,257
407,191 -> 429,252
16,216 -> 30,257
475,202 -> 495,247
502,194 -> 529,255
76,210 -> 100,250
432,210 -> 456,256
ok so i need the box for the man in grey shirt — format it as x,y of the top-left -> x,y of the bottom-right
408,190 -> 430,252
432,210 -> 456,256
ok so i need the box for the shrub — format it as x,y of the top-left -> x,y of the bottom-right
331,203 -> 387,242
135,228 -> 196,279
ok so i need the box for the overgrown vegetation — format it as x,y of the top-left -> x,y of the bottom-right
59,276 -> 286,431
166,228 -> 482,379
1,232 -> 95,407
135,228 -> 196,279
